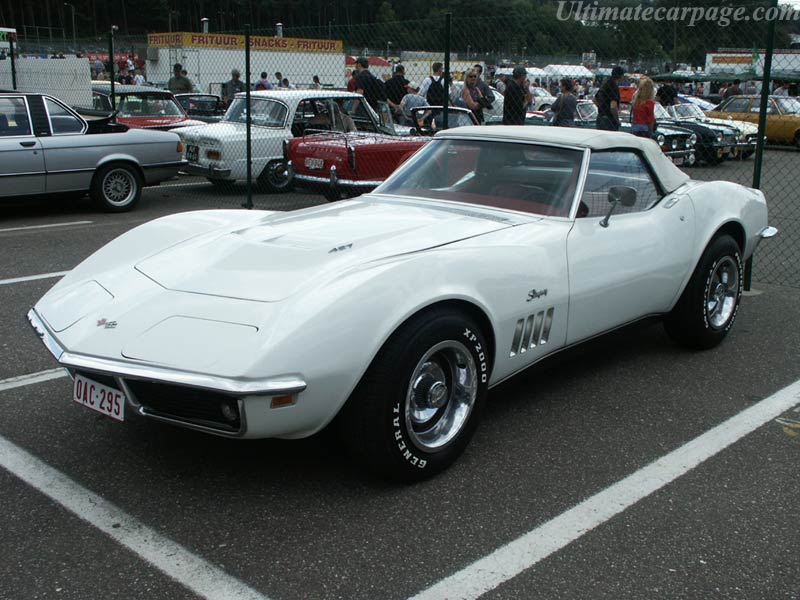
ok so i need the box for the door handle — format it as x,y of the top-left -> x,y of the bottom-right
19,141 -> 36,148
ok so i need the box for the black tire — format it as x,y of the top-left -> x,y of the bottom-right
794,132 -> 800,150
740,150 -> 755,160
258,159 -> 294,193
664,234 -> 743,350
206,177 -> 236,190
699,146 -> 724,166
338,308 -> 490,482
90,163 -> 142,212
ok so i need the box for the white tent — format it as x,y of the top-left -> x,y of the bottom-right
544,64 -> 594,79
526,67 -> 548,78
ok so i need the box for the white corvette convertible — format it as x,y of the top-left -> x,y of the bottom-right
28,127 -> 776,481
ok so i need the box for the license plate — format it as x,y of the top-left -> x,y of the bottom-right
304,157 -> 324,170
186,145 -> 199,163
73,373 -> 125,422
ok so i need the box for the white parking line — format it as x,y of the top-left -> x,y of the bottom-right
0,437 -> 270,600
0,271 -> 69,286
0,369 -> 67,393
410,378 -> 800,600
0,221 -> 93,233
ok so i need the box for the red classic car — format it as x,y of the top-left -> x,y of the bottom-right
90,85 -> 206,131
286,106 -> 478,201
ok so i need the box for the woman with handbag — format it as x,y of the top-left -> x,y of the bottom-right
462,69 -> 486,124
550,78 -> 578,127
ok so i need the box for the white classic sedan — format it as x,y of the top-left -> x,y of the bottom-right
28,127 -> 776,481
177,90 -> 397,192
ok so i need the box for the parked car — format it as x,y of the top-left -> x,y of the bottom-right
706,95 -> 800,148
0,92 -> 185,211
507,102 -> 698,167
287,106 -> 478,201
177,90 -> 399,192
651,102 -> 740,165
174,93 -> 227,123
666,101 -> 759,159
89,85 -> 207,131
28,126 -> 775,481
529,86 -> 557,111
677,94 -> 718,111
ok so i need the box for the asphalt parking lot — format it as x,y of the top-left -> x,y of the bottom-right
1,155 -> 799,600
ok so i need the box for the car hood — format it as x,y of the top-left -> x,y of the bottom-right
135,198 -> 517,302
700,117 -> 757,135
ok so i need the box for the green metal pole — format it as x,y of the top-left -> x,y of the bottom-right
747,0 -> 778,291
442,13 -> 450,130
9,34 -> 17,90
244,24 -> 253,210
109,29 -> 116,111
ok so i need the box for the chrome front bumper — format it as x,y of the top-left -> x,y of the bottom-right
27,309 -> 307,437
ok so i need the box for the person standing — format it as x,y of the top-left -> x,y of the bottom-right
354,56 -> 386,112
400,81 -> 427,126
631,77 -> 656,138
773,82 -> 790,96
117,66 -> 134,85
495,73 -> 507,95
724,79 -> 742,98
254,72 -> 272,90
550,78 -> 578,127
385,64 -> 409,123
462,69 -> 486,124
133,68 -> 145,86
418,62 -> 446,106
312,75 -> 322,90
502,66 -> 531,125
168,63 -> 193,94
222,69 -> 245,107
595,65 -> 623,131
472,63 -> 496,107
656,79 -> 678,107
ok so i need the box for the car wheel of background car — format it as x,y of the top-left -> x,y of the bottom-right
258,159 -> 294,193
794,132 -> 800,150
699,147 -> 724,166
741,150 -> 755,160
90,163 -> 142,212
206,178 -> 236,190
664,234 -> 743,350
338,308 -> 490,482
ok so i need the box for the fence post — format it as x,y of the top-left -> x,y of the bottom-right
244,24 -> 253,210
747,0 -> 777,291
442,13 -> 451,130
108,28 -> 116,111
9,34 -> 17,90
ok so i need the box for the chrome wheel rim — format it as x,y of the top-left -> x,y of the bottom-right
266,161 -> 289,188
706,256 -> 739,329
102,169 -> 136,206
405,341 -> 478,452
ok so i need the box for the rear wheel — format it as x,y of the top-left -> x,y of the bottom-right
90,163 -> 142,212
664,234 -> 743,350
794,132 -> 800,150
338,308 -> 490,482
258,159 -> 294,193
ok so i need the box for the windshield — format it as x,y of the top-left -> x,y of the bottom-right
577,102 -> 597,120
375,139 -> 584,218
654,103 -> 671,119
224,98 -> 288,126
674,104 -> 703,119
117,94 -> 184,118
775,97 -> 800,114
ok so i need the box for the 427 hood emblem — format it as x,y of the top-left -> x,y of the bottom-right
96,319 -> 118,329
526,289 -> 548,302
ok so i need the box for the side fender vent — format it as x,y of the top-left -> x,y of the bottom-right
510,307 -> 555,357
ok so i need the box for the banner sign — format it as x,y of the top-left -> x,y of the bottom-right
148,32 -> 342,54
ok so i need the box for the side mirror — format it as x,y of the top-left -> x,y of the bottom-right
600,186 -> 637,228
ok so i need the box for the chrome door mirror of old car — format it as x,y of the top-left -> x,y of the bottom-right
600,186 -> 637,228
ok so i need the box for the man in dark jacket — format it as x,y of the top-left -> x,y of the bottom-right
502,66 -> 531,125
595,65 -> 623,131
354,56 -> 386,112
385,65 -> 409,123
473,63 -> 496,107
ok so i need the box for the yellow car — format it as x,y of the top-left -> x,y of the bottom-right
706,95 -> 800,148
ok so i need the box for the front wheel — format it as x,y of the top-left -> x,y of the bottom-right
90,163 -> 142,212
338,309 -> 490,482
664,234 -> 743,350
258,159 -> 294,193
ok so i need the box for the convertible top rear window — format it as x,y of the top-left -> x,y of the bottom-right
376,139 -> 584,217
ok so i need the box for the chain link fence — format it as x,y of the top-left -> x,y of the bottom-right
1,6 -> 798,287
